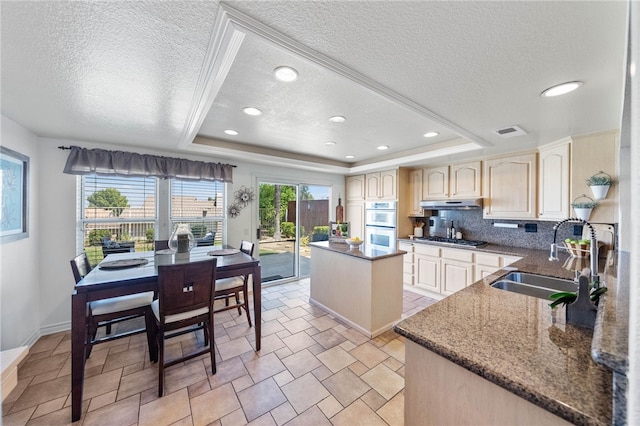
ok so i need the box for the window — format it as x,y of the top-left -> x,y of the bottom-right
170,179 -> 225,246
78,174 -> 157,265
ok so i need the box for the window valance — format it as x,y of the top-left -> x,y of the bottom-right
62,146 -> 233,183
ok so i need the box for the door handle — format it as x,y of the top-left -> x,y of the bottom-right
256,228 -> 261,239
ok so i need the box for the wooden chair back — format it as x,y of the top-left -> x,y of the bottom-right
70,252 -> 92,284
240,240 -> 255,257
157,259 -> 217,321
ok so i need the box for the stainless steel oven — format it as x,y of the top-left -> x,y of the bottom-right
365,201 -> 397,251
365,201 -> 396,227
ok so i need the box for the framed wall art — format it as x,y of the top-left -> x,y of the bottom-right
1,146 -> 29,243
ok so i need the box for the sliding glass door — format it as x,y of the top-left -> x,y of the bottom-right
258,181 -> 329,284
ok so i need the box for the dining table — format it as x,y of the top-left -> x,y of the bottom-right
70,245 -> 261,422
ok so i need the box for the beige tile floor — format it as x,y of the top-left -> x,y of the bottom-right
2,279 -> 436,426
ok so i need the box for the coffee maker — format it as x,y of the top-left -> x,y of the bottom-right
428,216 -> 439,237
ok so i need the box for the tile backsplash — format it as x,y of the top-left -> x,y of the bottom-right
421,209 -> 616,252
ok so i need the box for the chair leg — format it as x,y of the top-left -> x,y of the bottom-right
144,309 -> 157,363
208,312 -> 216,374
235,290 -> 242,316
158,325 -> 165,397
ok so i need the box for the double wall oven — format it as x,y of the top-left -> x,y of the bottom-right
364,201 -> 397,251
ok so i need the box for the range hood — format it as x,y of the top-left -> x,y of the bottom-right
420,198 -> 483,210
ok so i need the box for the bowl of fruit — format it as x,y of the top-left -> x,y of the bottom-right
564,238 -> 591,257
345,237 -> 364,250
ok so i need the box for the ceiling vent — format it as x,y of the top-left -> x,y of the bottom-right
493,125 -> 527,138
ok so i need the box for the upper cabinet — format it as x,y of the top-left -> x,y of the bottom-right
346,175 -> 366,201
408,169 -> 424,216
422,166 -> 449,199
449,161 -> 482,198
483,153 -> 537,219
422,161 -> 481,200
538,139 -> 571,221
366,170 -> 397,200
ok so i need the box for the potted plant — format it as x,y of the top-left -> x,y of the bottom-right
587,171 -> 613,200
571,194 -> 599,221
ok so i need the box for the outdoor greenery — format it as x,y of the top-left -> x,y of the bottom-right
190,223 -> 208,238
145,228 -> 155,242
88,229 -> 111,245
87,188 -> 128,217
260,185 -> 314,238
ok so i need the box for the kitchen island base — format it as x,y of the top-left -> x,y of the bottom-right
405,340 -> 572,425
309,243 -> 403,338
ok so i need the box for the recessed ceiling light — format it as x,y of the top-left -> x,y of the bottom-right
243,107 -> 262,116
423,132 -> 439,138
540,81 -> 583,97
224,129 -> 238,136
274,66 -> 298,82
329,115 -> 346,123
325,141 -> 336,146
377,145 -> 390,150
345,155 -> 355,159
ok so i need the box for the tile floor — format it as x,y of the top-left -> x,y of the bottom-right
1,279 -> 436,426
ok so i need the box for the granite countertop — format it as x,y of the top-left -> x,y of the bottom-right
309,241 -> 406,260
394,243 -> 614,425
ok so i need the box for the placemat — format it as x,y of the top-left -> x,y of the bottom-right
208,248 -> 241,256
99,258 -> 149,269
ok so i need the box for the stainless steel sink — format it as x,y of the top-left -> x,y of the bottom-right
491,272 -> 577,299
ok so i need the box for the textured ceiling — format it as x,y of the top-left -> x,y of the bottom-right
0,1 -> 629,172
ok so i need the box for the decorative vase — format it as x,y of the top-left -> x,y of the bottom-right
573,207 -> 593,221
589,184 -> 610,200
169,224 -> 195,254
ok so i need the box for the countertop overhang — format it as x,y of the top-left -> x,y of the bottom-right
309,241 -> 406,260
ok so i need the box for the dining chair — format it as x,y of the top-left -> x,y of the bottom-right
213,240 -> 255,327
152,258 -> 217,396
154,240 -> 169,251
70,252 -> 156,359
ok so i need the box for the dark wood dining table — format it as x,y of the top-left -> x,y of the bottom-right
70,246 -> 261,421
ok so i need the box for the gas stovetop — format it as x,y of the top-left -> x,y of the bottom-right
415,236 -> 488,247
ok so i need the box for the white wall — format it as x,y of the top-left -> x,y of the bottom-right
1,115 -> 41,350
1,129 -> 345,348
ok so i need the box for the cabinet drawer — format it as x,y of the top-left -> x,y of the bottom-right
441,248 -> 474,262
502,255 -> 522,266
475,252 -> 501,267
415,244 -> 440,257
398,242 -> 414,252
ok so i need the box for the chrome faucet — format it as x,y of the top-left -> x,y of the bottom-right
549,218 -> 599,284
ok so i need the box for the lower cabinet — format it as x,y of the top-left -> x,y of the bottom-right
441,248 -> 474,295
403,243 -> 522,298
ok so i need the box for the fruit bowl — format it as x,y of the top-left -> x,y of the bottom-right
345,238 -> 364,249
564,241 -> 590,258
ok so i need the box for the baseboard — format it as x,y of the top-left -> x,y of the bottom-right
308,297 -> 394,338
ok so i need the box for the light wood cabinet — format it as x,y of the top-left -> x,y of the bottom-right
346,175 -> 366,201
422,166 -> 449,199
450,161 -> 482,198
414,244 -> 441,293
346,201 -> 365,240
474,252 -> 522,282
408,169 -> 424,216
366,169 -> 397,200
483,153 -> 537,219
538,140 -> 570,221
399,242 -> 415,286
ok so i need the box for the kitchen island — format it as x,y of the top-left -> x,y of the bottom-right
394,246 -> 615,425
309,241 -> 406,337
